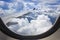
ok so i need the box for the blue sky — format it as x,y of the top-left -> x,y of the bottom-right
0,0 -> 13,2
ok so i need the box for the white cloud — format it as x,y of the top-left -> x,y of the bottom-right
0,0 -> 60,18
8,14 -> 52,36
40,0 -> 58,4
0,1 -> 5,6
0,8 -> 6,17
0,0 -> 60,36
8,24 -> 20,33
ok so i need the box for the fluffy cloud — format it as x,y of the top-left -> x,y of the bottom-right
8,14 -> 52,36
0,1 -> 5,6
0,8 -> 6,17
0,0 -> 60,36
0,0 -> 60,18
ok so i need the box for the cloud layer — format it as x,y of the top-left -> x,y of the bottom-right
0,0 -> 60,17
0,0 -> 60,36
8,14 -> 52,35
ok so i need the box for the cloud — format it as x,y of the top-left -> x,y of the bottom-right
0,8 -> 5,17
8,14 -> 52,36
0,0 -> 60,36
0,1 -> 5,6
0,0 -> 60,17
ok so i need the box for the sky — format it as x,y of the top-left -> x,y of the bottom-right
0,0 -> 60,36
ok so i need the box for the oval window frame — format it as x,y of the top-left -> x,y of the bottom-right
0,16 -> 60,39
